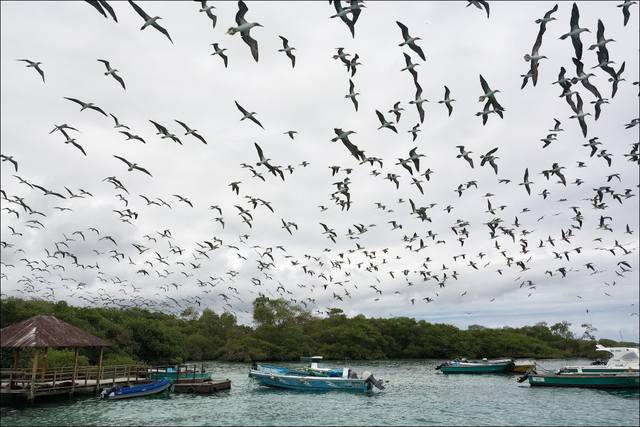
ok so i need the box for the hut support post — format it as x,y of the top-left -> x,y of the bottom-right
70,347 -> 79,395
95,346 -> 104,393
9,348 -> 20,389
29,349 -> 39,401
40,347 -> 48,381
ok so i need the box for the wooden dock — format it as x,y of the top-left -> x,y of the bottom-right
173,379 -> 231,394
1,364 -> 150,403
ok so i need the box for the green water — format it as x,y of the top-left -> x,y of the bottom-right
1,360 -> 638,426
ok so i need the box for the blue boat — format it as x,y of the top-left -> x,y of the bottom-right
249,356 -> 385,392
100,378 -> 172,400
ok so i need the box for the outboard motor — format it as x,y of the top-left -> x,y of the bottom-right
517,367 -> 536,383
435,362 -> 448,370
362,371 -> 385,390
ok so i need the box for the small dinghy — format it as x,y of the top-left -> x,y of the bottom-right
100,378 -> 172,400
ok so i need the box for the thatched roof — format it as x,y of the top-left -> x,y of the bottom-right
0,315 -> 110,348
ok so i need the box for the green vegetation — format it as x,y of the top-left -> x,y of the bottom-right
1,297 -> 635,366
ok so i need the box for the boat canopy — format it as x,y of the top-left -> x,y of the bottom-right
596,345 -> 639,369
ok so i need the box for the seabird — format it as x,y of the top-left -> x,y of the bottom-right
396,21 -> 426,61
559,3 -> 590,60
227,0 -> 262,62
64,97 -> 108,117
197,0 -> 217,28
375,110 -> 398,133
466,1 -> 490,19
617,1 -> 637,26
409,82 -> 428,123
437,86 -> 455,116
210,43 -> 229,68
345,79 -> 359,111
174,120 -> 207,144
97,59 -> 125,90
128,1 -> 173,43
278,36 -> 296,68
16,59 -> 45,82
234,101 -> 264,129
113,155 -> 153,177
568,93 -> 590,137
388,102 -> 404,122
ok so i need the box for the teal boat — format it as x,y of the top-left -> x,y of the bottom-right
527,372 -> 639,389
436,358 -> 514,374
147,365 -> 212,382
520,345 -> 639,389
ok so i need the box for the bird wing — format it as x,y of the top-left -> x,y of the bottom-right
279,35 -> 289,49
85,0 -> 107,18
128,0 -> 151,21
113,155 -> 132,167
596,19 -> 604,42
112,73 -> 126,90
64,97 -> 85,107
98,0 -> 118,21
396,21 -> 409,40
174,119 -> 190,132
236,0 -> 249,25
249,115 -> 264,129
234,101 -> 248,116
570,2 -> 579,29
479,74 -> 489,93
254,142 -> 265,162
33,64 -> 45,82
149,120 -> 169,134
375,110 -> 386,125
71,141 -> 87,156
192,132 -> 207,145
153,21 -> 173,44
89,104 -> 108,117
133,164 -> 153,177
241,32 -> 259,62
97,59 -> 110,70
409,43 -> 425,61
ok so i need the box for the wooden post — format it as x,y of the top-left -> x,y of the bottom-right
70,347 -> 79,395
95,347 -> 104,393
29,349 -> 39,401
9,348 -> 20,389
40,347 -> 48,382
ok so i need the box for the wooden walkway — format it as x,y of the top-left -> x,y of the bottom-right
1,364 -> 149,402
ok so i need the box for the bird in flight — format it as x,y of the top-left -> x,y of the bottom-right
227,0 -> 262,62
113,155 -> 153,177
128,1 -> 173,43
17,59 -> 45,82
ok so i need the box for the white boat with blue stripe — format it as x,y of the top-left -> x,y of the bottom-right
248,356 -> 385,392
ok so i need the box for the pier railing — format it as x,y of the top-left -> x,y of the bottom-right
0,364 -> 150,396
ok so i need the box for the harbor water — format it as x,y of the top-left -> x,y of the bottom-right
1,359 -> 638,426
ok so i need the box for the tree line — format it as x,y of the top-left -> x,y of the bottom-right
1,296 -> 634,367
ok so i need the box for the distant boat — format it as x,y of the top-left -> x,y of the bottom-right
436,358 -> 515,374
147,365 -> 212,382
100,378 -> 172,400
248,356 -> 385,392
520,345 -> 640,389
512,360 -> 536,374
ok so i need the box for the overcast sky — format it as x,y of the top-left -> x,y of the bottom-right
1,1 -> 639,341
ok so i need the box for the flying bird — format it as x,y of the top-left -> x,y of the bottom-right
113,155 -> 153,177
97,59 -> 125,90
17,59 -> 45,82
128,1 -> 173,43
235,101 -> 264,129
396,21 -> 425,61
64,97 -> 108,116
227,0 -> 262,62
278,36 -> 296,68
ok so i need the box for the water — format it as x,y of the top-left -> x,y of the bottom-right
1,360 -> 638,426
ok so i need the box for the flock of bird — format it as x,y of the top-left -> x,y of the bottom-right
1,1 -> 639,326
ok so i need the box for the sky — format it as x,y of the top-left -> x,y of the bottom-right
1,1 -> 639,341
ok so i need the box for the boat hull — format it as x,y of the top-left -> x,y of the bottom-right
249,370 -> 371,392
147,371 -> 212,382
440,362 -> 513,374
102,378 -> 172,400
528,373 -> 640,389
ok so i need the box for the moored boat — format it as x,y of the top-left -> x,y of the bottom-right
147,364 -> 212,382
436,358 -> 515,374
512,360 -> 536,373
527,372 -> 639,389
248,356 -> 385,392
519,345 -> 640,389
100,377 -> 172,400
